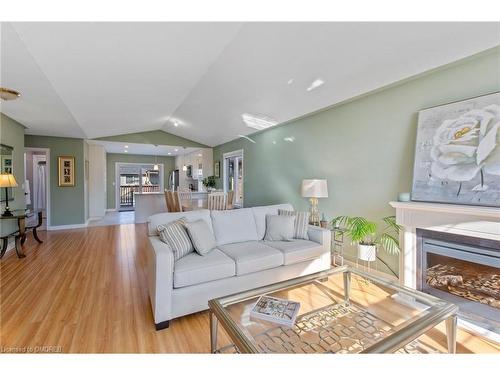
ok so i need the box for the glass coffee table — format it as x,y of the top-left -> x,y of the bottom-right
208,265 -> 458,354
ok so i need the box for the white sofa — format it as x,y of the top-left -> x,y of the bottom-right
146,203 -> 331,329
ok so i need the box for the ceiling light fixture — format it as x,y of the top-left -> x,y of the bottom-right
124,150 -> 128,153
306,78 -> 325,92
287,78 -> 294,85
237,134 -> 256,144
174,149 -> 178,152
284,136 -> 295,143
173,121 -> 179,127
124,145 -> 129,148
242,113 -> 277,131
0,87 -> 21,101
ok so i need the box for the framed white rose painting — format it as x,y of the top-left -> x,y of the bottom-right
411,91 -> 500,207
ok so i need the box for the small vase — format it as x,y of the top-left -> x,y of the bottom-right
358,244 -> 376,262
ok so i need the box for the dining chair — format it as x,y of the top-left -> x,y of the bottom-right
164,190 -> 172,212
208,192 -> 227,210
226,190 -> 235,210
178,190 -> 193,211
171,191 -> 182,212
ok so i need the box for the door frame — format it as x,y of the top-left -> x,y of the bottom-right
25,147 -> 51,227
222,149 -> 244,207
114,162 -> 164,210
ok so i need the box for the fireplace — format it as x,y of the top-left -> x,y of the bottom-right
417,229 -> 500,332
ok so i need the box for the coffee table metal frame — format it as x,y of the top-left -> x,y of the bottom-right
208,265 -> 458,354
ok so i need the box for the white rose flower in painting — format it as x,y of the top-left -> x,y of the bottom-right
430,104 -> 500,193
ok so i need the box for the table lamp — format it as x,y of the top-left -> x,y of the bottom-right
0,173 -> 18,217
301,179 -> 328,226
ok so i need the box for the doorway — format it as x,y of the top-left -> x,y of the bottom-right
115,162 -> 164,211
24,148 -> 50,229
223,150 -> 244,207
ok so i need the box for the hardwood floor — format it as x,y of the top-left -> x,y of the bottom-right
1,224 -> 498,353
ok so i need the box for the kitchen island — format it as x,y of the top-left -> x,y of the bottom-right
134,191 -> 209,223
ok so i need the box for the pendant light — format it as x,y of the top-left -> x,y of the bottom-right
153,145 -> 159,171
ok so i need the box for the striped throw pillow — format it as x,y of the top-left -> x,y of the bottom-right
278,209 -> 309,240
157,218 -> 194,260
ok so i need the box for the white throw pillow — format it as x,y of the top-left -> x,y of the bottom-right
264,214 -> 295,241
157,218 -> 194,260
184,219 -> 217,256
278,209 -> 309,240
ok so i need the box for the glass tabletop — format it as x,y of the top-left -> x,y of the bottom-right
209,265 -> 458,354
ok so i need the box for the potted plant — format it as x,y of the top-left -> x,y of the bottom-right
331,216 -> 401,262
202,176 -> 216,192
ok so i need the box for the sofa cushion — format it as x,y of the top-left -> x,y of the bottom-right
265,239 -> 327,265
148,209 -> 212,236
218,241 -> 284,275
251,204 -> 294,240
210,208 -> 259,246
174,248 -> 235,288
184,219 -> 217,255
264,215 -> 295,241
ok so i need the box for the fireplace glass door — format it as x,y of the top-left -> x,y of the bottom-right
422,238 -> 499,328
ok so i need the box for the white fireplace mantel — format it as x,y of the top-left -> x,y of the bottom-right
389,201 -> 500,289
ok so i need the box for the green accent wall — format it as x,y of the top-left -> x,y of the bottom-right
213,47 -> 500,277
106,153 -> 175,209
0,114 -> 26,236
95,129 -> 208,148
24,135 -> 85,226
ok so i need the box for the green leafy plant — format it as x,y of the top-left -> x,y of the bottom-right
202,176 -> 216,189
331,215 -> 401,255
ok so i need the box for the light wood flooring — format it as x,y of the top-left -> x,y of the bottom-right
0,224 -> 498,353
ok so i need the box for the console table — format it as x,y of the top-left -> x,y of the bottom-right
0,210 -> 43,259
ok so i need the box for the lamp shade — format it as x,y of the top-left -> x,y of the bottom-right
0,173 -> 18,188
301,179 -> 328,198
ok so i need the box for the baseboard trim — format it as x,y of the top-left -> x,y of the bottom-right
47,223 -> 88,231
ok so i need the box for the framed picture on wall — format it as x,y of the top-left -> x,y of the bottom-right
58,156 -> 75,187
214,161 -> 220,178
411,91 -> 500,207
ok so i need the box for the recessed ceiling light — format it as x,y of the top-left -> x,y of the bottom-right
124,150 -> 128,153
197,154 -> 202,157
237,134 -> 256,144
124,145 -> 129,148
0,87 -> 21,101
287,79 -> 294,85
272,140 -> 277,145
306,78 -> 325,92
242,113 -> 277,131
168,152 -> 172,155
173,121 -> 179,127
284,136 -> 295,143
174,149 -> 178,152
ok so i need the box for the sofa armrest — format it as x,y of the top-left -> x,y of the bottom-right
147,236 -> 174,324
307,225 -> 331,246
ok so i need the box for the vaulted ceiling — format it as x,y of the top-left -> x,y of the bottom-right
1,22 -> 499,146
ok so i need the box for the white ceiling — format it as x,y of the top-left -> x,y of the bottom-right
88,140 -> 200,156
2,22 -> 499,146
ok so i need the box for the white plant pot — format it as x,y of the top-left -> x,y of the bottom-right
358,244 -> 377,262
